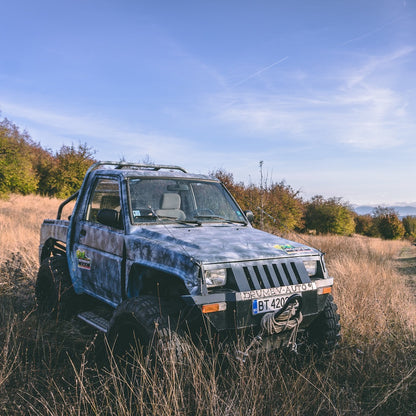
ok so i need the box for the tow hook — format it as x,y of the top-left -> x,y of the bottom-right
236,334 -> 263,363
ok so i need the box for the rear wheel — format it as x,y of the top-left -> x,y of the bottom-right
306,295 -> 341,354
35,256 -> 78,319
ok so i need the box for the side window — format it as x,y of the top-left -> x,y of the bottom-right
85,178 -> 122,227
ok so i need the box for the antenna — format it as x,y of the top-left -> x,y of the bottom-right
259,161 -> 264,229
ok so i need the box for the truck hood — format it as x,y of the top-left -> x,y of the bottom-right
128,224 -> 320,265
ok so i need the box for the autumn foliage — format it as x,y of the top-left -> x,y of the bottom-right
0,116 -> 94,198
212,169 -> 304,231
1,115 -> 414,239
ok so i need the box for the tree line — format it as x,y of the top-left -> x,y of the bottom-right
1,115 -> 415,241
0,117 -> 94,198
212,169 -> 415,241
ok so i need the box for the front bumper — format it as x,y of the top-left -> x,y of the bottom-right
183,279 -> 332,332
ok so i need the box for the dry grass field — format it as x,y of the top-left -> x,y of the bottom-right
1,195 -> 416,415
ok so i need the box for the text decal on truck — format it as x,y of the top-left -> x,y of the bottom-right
236,282 -> 316,301
273,244 -> 314,254
76,250 -> 91,270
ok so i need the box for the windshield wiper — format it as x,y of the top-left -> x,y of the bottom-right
194,215 -> 247,225
177,219 -> 202,226
154,215 -> 202,226
194,214 -> 225,220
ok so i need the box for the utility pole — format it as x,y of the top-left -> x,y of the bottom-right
259,161 -> 264,229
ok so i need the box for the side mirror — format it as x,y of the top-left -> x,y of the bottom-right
244,210 -> 254,224
97,209 -> 121,228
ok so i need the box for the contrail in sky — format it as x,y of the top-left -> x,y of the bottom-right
342,14 -> 409,46
234,56 -> 289,87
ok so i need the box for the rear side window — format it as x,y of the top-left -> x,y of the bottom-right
85,178 -> 121,225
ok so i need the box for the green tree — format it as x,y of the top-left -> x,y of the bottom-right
0,118 -> 39,196
0,115 -> 98,198
50,144 -> 95,198
27,140 -> 56,196
401,216 -> 416,240
304,195 -> 356,235
355,214 -> 379,237
261,181 -> 304,231
372,207 -> 405,240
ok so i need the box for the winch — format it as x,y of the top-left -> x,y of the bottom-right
237,294 -> 303,362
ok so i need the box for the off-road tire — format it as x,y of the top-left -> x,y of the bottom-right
306,294 -> 341,354
107,296 -> 186,362
35,256 -> 78,319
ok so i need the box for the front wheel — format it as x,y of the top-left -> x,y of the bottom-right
306,295 -> 341,354
107,296 -> 187,362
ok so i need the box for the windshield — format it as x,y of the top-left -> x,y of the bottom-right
127,178 -> 246,225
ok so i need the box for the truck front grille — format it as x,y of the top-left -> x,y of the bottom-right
230,260 -> 311,292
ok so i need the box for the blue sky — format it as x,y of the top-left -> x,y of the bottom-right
1,0 -> 415,205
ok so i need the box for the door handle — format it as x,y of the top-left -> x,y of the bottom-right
80,229 -> 87,237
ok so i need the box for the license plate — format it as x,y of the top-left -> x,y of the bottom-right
252,295 -> 295,315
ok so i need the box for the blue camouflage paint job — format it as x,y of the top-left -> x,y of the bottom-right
40,220 -> 69,248
64,166 -> 222,301
129,224 -> 318,264
40,163 -> 322,308
124,224 -> 319,296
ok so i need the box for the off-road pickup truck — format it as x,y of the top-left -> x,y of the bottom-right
36,162 -> 340,357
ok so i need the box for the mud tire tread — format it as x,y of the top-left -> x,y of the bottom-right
307,294 -> 341,353
107,296 -> 185,360
35,256 -> 77,319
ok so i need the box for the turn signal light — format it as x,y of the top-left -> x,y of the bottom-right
317,286 -> 332,295
202,302 -> 227,314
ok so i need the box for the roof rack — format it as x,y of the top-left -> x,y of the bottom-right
87,161 -> 187,173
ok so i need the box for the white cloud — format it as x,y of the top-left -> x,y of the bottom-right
0,98 -> 257,177
216,97 -> 305,136
332,85 -> 410,148
210,47 -> 416,150
344,46 -> 414,88
0,99 -> 196,160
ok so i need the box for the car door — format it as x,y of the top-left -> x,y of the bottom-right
71,176 -> 125,306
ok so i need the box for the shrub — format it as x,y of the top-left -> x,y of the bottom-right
0,118 -> 39,196
354,214 -> 379,237
372,207 -> 405,240
402,216 -> 416,240
304,195 -> 356,235
48,144 -> 95,198
211,169 -> 304,231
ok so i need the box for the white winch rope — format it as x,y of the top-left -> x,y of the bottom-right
236,300 -> 303,362
261,301 -> 302,334
260,301 -> 303,352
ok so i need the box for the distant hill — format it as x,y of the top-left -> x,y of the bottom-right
354,205 -> 416,218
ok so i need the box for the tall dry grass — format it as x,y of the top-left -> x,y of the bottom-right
0,194 -> 73,313
317,235 -> 416,343
1,195 -> 415,415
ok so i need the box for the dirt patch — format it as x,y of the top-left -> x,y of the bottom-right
396,244 -> 416,299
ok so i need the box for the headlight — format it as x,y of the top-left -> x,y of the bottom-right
205,269 -> 227,288
303,260 -> 318,276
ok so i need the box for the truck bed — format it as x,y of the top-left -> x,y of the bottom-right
40,219 -> 69,252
